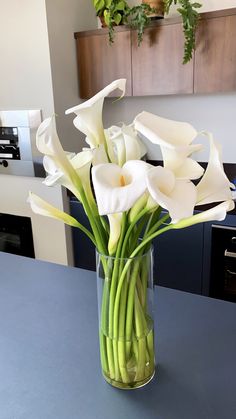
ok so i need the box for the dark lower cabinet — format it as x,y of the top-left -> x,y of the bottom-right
202,214 -> 236,302
70,199 -> 236,298
70,199 -> 96,272
153,223 -> 204,294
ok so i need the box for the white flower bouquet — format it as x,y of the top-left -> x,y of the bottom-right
29,79 -> 234,389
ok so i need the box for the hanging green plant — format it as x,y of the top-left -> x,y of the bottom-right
92,0 -> 202,64
164,0 -> 202,64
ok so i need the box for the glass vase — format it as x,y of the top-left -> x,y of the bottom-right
96,247 -> 155,390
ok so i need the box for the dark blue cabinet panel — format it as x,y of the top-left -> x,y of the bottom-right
153,223 -> 204,294
70,200 -> 96,271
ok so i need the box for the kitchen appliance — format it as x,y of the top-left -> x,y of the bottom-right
0,110 -> 42,176
0,213 -> 35,258
210,225 -> 236,303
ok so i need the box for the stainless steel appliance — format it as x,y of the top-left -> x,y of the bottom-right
0,110 -> 42,176
210,225 -> 236,302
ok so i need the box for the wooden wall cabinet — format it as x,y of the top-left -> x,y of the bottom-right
74,8 -> 236,99
194,11 -> 236,94
75,27 -> 132,99
132,23 -> 193,96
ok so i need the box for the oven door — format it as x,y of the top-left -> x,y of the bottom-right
0,213 -> 35,258
210,225 -> 236,302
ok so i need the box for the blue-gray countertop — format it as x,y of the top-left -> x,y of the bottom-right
0,252 -> 235,419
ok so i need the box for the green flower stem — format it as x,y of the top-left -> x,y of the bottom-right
112,340 -> 120,381
79,188 -> 107,254
117,273 -> 130,382
124,259 -> 140,343
130,224 -> 174,260
100,332 -> 109,374
134,290 -> 147,381
145,213 -> 170,239
74,220 -> 96,246
136,272 -> 145,308
121,207 -> 150,258
147,329 -> 155,375
140,257 -> 148,311
106,337 -> 115,379
128,215 -> 150,255
143,206 -> 161,237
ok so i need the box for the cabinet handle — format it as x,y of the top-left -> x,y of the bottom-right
226,269 -> 236,276
224,249 -> 236,258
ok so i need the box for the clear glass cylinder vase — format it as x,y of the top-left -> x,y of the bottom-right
96,247 -> 155,390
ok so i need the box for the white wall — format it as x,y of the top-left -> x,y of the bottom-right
167,0 -> 236,16
128,0 -> 236,13
45,0 -> 97,153
0,0 -> 54,119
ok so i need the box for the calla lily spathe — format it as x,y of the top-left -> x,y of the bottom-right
196,132 -> 234,205
108,213 -> 123,255
92,160 -> 152,215
28,192 -> 82,228
66,79 -> 126,148
42,149 -> 93,203
36,116 -> 84,193
134,111 -> 204,180
146,166 -> 197,223
173,200 -> 235,229
105,124 -> 146,166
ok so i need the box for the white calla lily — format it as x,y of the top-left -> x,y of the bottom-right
173,200 -> 235,229
42,150 -> 93,202
197,132 -> 234,205
146,166 -> 197,223
105,124 -> 146,166
161,145 -> 204,179
108,213 -> 123,255
92,160 -> 152,215
28,192 -> 81,227
36,116 -> 82,191
134,111 -> 203,180
65,79 -> 126,148
82,145 -> 109,166
134,111 -> 197,147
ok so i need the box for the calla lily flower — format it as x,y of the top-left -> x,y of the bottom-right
28,192 -> 82,228
134,111 -> 204,180
36,116 -> 83,191
65,79 -> 126,148
173,200 -> 235,229
196,132 -> 234,205
42,150 -> 93,202
105,124 -> 146,166
108,213 -> 122,255
92,160 -> 152,215
146,166 -> 197,223
82,144 -> 109,166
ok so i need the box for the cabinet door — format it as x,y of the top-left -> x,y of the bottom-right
194,15 -> 236,93
153,222 -> 204,294
132,23 -> 193,96
70,199 -> 96,271
76,29 -> 132,99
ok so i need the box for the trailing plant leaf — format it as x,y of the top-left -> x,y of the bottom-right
163,0 -> 202,63
127,4 -> 157,46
